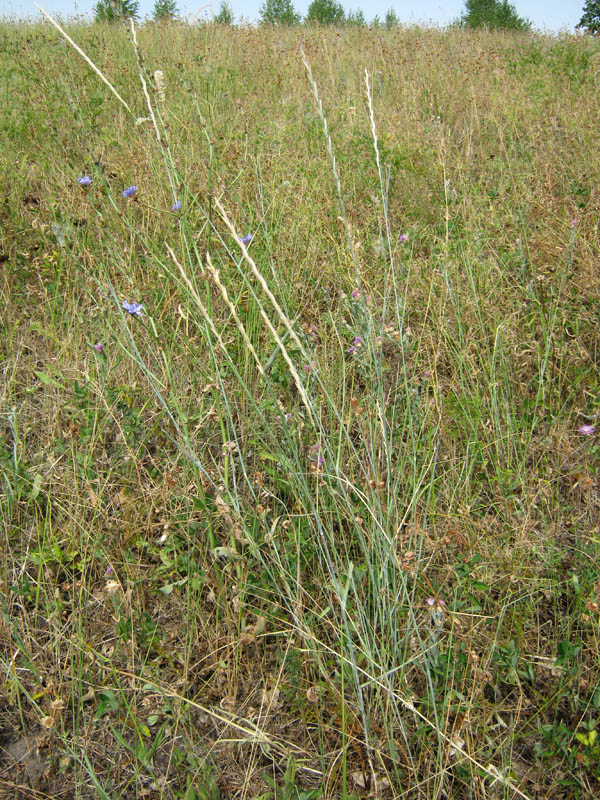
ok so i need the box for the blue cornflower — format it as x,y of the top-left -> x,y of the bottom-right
78,175 -> 92,186
171,200 -> 182,212
122,301 -> 143,318
123,185 -> 138,198
239,233 -> 252,245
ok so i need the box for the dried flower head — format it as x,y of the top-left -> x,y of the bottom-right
153,69 -> 166,102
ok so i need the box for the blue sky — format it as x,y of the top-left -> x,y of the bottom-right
3,0 -> 583,33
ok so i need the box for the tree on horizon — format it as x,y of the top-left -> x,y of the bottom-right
259,0 -> 300,25
153,0 -> 179,21
214,1 -> 233,23
94,0 -> 139,22
384,8 -> 400,28
346,8 -> 367,26
577,1 -> 600,33
460,0 -> 530,31
305,0 -> 345,25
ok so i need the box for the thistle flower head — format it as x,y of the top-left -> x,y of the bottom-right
578,424 -> 595,436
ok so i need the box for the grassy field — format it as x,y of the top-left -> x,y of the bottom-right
1,17 -> 599,800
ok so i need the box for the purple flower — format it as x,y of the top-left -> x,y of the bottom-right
348,336 -> 363,355
239,233 -> 252,245
571,218 -> 578,228
123,185 -> 138,198
122,301 -> 143,317
578,424 -> 595,436
93,342 -> 104,353
78,175 -> 92,186
398,234 -> 409,243
351,288 -> 360,299
171,200 -> 182,212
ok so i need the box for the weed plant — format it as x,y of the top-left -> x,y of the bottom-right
1,16 -> 600,800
